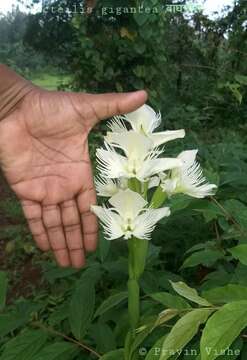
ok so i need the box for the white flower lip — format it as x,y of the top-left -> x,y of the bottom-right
90,189 -> 170,240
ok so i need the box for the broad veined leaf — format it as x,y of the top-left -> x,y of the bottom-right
48,301 -> 69,326
0,330 -> 47,360
94,291 -> 128,319
160,309 -> 212,360
146,336 -> 167,360
32,342 -> 79,360
170,281 -> 212,307
0,312 -> 29,337
202,284 -> 247,304
229,245 -> 247,266
224,200 -> 247,230
215,337 -> 243,360
149,292 -> 190,309
0,271 -> 8,310
69,279 -> 95,340
154,309 -> 179,329
181,249 -> 224,269
90,322 -> 116,353
191,200 -> 223,222
185,242 -> 215,255
200,301 -> 247,360
100,349 -> 124,360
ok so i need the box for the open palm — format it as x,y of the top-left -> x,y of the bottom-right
0,87 -> 147,267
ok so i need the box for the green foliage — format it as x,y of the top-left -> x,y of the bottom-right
0,330 -> 47,360
200,301 -> 247,360
69,278 -> 95,340
161,309 -> 212,360
1,1 -> 247,359
0,272 -> 8,311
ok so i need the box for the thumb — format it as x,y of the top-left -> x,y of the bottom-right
76,90 -> 148,128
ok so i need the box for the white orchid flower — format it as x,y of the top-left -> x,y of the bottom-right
94,177 -> 128,197
161,150 -> 217,198
108,104 -> 185,147
97,131 -> 182,181
91,189 -> 170,240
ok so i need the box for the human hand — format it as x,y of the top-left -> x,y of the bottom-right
0,85 -> 147,268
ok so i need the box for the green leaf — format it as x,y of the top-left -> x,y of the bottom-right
129,326 -> 151,358
229,245 -> 247,265
200,301 -> 247,360
181,249 -> 224,269
0,312 -> 29,337
100,349 -> 124,360
216,337 -> 243,360
43,266 -> 78,284
160,309 -> 212,360
170,195 -> 192,213
224,200 -> 247,230
202,284 -> 247,304
170,282 -> 212,307
94,291 -> 128,319
90,322 -> 116,353
0,271 -> 8,310
155,309 -> 179,328
97,232 -> 111,263
149,292 -> 190,310
191,200 -> 223,222
0,330 -> 47,360
146,336 -> 167,360
32,342 -> 79,360
133,13 -> 149,26
235,74 -> 247,85
69,279 -> 95,340
48,301 -> 69,326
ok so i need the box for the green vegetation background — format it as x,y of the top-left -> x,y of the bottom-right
0,0 -> 247,359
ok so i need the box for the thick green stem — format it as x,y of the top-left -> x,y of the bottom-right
128,237 -> 149,331
127,278 -> 140,330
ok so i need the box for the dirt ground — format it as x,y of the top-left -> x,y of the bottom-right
0,170 -> 43,303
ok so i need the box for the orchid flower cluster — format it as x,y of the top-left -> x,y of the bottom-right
91,104 -> 216,241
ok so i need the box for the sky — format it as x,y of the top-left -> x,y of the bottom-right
0,0 -> 235,17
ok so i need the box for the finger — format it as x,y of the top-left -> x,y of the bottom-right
74,90 -> 148,128
60,200 -> 85,269
77,186 -> 98,253
42,204 -> 70,267
21,200 -> 50,251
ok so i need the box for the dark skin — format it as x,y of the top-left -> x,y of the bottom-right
0,65 -> 147,268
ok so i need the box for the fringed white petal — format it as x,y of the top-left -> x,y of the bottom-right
94,177 -> 119,197
133,207 -> 171,240
90,205 -> 123,240
108,116 -> 128,133
172,150 -> 217,198
180,159 -> 217,198
96,146 -> 128,179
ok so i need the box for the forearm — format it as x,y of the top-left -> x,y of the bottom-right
0,64 -> 34,121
